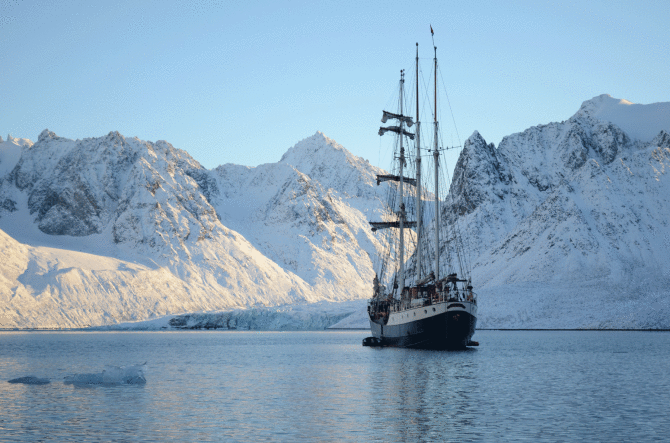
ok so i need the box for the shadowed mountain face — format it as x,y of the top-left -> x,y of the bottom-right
8,130 -> 218,250
444,96 -> 670,328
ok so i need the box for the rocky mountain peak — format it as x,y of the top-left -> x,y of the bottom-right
280,131 -> 347,165
38,129 -> 61,142
3,134 -> 32,146
448,131 -> 510,216
652,130 -> 670,148
278,131 -> 383,198
105,130 -> 125,143
576,94 -> 631,116
0,134 -> 33,154
465,130 -> 485,145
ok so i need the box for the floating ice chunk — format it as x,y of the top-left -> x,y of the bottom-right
7,376 -> 50,385
64,363 -> 147,386
102,363 -> 146,385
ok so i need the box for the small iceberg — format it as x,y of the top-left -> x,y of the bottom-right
64,363 -> 147,386
7,376 -> 51,385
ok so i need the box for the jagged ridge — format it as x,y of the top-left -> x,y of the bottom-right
444,95 -> 670,328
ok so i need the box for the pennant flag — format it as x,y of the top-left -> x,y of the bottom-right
430,25 -> 434,35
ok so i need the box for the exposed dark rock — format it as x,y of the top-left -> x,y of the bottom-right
449,131 -> 511,216
0,198 -> 17,212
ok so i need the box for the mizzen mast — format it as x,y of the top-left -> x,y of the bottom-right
432,40 -> 440,281
397,70 -> 406,298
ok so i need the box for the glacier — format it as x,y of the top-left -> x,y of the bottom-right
1,94 -> 669,330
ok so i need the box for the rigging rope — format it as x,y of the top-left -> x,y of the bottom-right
374,53 -> 479,288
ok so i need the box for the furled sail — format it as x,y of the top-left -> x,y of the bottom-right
376,174 -> 417,186
381,110 -> 414,127
369,221 -> 417,232
378,126 -> 415,140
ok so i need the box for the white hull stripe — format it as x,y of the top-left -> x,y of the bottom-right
385,301 -> 477,326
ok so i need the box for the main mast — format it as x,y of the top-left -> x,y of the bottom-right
415,44 -> 422,282
433,45 -> 440,281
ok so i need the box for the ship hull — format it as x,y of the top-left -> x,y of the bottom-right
369,302 -> 476,349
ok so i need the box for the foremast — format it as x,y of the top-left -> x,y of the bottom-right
374,69 -> 415,299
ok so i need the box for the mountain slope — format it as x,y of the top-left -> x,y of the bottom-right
210,132 -> 391,301
446,95 -> 670,328
0,131 -> 386,328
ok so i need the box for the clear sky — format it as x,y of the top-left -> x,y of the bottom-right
2,0 -> 668,173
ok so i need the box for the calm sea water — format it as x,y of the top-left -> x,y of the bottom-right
0,330 -> 668,442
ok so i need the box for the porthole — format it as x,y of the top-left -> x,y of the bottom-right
424,310 -> 427,314
414,312 -> 416,316
432,308 -> 436,312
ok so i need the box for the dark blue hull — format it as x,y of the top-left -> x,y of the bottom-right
369,309 -> 476,349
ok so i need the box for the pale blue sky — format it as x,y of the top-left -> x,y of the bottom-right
2,0 -> 668,173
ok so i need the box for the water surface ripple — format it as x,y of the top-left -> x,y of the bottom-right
0,330 -> 668,441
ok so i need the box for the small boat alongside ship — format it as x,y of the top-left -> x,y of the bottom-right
365,31 -> 477,349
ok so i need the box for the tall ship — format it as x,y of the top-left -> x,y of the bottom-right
365,34 -> 477,349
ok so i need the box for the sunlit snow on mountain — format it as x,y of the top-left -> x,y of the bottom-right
1,94 -> 669,329
0,131 -> 388,328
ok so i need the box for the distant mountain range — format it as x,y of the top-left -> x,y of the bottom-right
1,94 -> 669,329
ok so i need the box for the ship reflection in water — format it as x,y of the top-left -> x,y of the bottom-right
366,347 -> 481,441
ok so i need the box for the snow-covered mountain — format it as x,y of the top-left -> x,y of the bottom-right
0,131 -> 388,328
447,94 -> 670,328
2,94 -> 669,330
210,133 -> 392,301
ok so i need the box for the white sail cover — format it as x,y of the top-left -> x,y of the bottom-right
381,110 -> 414,127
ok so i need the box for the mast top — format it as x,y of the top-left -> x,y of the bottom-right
415,42 -> 419,123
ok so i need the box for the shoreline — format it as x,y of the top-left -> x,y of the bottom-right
2,328 -> 670,332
